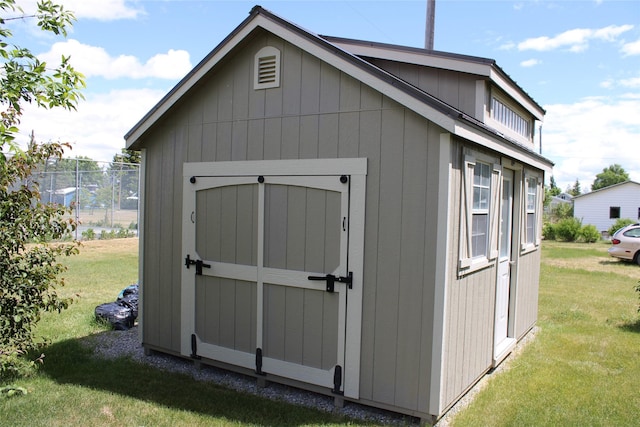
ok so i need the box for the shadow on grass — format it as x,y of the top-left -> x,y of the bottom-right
39,337 -> 372,427
619,317 -> 640,333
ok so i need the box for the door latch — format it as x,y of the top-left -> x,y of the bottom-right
307,272 -> 352,293
184,254 -> 211,275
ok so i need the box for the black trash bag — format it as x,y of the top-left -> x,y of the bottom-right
94,283 -> 139,330
95,302 -> 135,330
117,284 -> 139,319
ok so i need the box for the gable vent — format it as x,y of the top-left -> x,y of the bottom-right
254,46 -> 280,90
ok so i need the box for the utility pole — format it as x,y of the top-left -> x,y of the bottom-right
425,0 -> 436,50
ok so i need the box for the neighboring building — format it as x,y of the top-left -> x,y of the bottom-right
545,192 -> 573,214
124,6 -> 552,424
52,187 -> 76,207
573,181 -> 640,233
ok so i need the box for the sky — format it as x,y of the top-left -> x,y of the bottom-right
6,0 -> 640,192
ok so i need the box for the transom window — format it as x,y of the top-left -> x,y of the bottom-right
491,97 -> 531,138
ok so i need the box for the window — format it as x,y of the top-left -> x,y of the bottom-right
521,172 -> 542,252
459,155 -> 501,273
254,46 -> 281,90
610,206 -> 620,219
491,97 -> 531,138
525,177 -> 537,244
472,162 -> 491,257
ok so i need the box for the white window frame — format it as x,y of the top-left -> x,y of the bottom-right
521,171 -> 542,253
459,153 -> 501,275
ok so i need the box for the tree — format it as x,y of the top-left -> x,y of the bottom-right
567,179 -> 582,197
591,164 -> 629,191
0,0 -> 85,379
549,176 -> 561,197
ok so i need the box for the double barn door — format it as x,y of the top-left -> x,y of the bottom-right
181,159 -> 365,398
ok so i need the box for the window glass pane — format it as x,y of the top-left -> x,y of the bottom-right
471,214 -> 488,257
526,212 -> 535,243
473,162 -> 491,211
609,207 -> 620,219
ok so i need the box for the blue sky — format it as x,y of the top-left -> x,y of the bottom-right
9,0 -> 640,192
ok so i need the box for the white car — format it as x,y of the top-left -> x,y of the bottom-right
608,223 -> 640,264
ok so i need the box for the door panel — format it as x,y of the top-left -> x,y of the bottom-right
182,159 -> 366,398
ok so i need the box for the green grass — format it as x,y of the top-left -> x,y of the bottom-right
3,240 -> 640,426
2,240 -> 372,427
452,241 -> 640,426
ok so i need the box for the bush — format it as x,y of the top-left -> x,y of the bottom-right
579,224 -> 601,243
607,218 -> 636,237
543,222 -> 556,240
82,228 -> 96,240
555,217 -> 583,242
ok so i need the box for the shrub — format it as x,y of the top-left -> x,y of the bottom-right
543,222 -> 556,240
607,218 -> 636,237
579,224 -> 601,243
555,217 -> 582,242
82,228 -> 96,240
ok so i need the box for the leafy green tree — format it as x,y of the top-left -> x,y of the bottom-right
591,164 -> 629,191
567,179 -> 582,197
549,176 -> 561,196
0,0 -> 85,380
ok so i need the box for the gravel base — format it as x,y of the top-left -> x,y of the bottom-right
83,325 -> 538,426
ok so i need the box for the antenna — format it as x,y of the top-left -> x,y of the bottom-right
425,0 -> 436,50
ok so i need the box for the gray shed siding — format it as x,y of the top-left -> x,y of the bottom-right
438,138 -> 544,413
366,58 -> 478,119
139,30 -> 445,415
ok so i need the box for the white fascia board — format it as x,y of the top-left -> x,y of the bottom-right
454,122 -> 552,173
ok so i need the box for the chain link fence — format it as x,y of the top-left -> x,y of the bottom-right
35,158 -> 140,240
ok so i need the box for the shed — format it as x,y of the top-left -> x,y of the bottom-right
125,6 -> 553,424
573,181 -> 640,233
53,187 -> 76,207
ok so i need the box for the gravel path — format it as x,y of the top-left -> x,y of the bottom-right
84,325 -> 538,426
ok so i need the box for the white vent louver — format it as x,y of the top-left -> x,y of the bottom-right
254,46 -> 280,90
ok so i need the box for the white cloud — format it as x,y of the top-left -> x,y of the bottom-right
16,88 -> 167,161
518,24 -> 634,52
38,39 -> 192,80
520,58 -> 540,67
542,95 -> 640,191
620,76 -> 640,88
621,39 -> 640,56
16,0 -> 143,21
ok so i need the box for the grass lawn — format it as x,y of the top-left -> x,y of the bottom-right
1,239 -> 639,426
451,240 -> 640,426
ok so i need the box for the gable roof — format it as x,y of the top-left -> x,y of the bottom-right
573,180 -> 640,200
125,5 -> 552,172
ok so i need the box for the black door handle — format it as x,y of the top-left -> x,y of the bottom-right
307,273 -> 352,292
